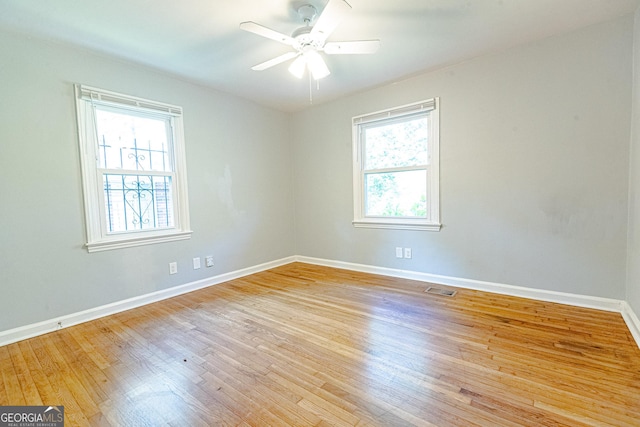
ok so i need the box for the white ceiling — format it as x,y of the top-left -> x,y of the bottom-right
0,0 -> 637,112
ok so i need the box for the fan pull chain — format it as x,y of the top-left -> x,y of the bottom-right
308,74 -> 322,105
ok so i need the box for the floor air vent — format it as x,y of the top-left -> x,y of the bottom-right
425,287 -> 457,297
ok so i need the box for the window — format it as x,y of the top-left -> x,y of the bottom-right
75,85 -> 191,252
352,98 -> 440,231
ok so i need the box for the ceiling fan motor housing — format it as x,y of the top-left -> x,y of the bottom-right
292,26 -> 323,50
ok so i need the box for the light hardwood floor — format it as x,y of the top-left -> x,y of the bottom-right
1,263 -> 639,426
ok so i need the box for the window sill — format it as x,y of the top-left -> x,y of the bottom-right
352,220 -> 441,231
85,230 -> 193,253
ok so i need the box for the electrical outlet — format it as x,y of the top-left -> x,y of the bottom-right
169,262 -> 178,275
193,257 -> 201,270
395,247 -> 403,258
404,248 -> 412,259
205,256 -> 214,267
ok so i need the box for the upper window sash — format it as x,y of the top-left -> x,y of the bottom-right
359,111 -> 432,173
93,104 -> 176,174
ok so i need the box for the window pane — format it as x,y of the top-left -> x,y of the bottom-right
365,170 -> 427,217
96,109 -> 171,172
103,174 -> 174,233
364,116 -> 428,170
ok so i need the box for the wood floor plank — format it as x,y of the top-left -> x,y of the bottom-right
8,342 -> 42,405
29,335 -> 90,426
0,345 -> 25,405
1,262 -> 639,426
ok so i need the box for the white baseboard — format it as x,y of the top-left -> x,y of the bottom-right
2,254 -> 639,351
296,256 -> 624,311
295,256 -> 640,349
0,256 -> 295,347
621,301 -> 640,347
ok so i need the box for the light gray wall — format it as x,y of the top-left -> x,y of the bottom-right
628,8 -> 640,314
0,30 -> 295,331
292,16 -> 633,299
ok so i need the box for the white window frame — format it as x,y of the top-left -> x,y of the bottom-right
352,98 -> 441,231
75,84 -> 192,252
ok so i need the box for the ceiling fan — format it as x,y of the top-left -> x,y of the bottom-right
240,0 -> 380,80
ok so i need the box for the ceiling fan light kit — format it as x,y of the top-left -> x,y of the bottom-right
306,49 -> 331,80
288,55 -> 307,79
240,0 -> 380,82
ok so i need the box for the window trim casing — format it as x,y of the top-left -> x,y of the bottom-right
352,98 -> 441,231
75,84 -> 192,252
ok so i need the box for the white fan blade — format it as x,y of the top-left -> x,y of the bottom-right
252,51 -> 299,71
324,40 -> 380,55
310,0 -> 351,42
240,21 -> 295,46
